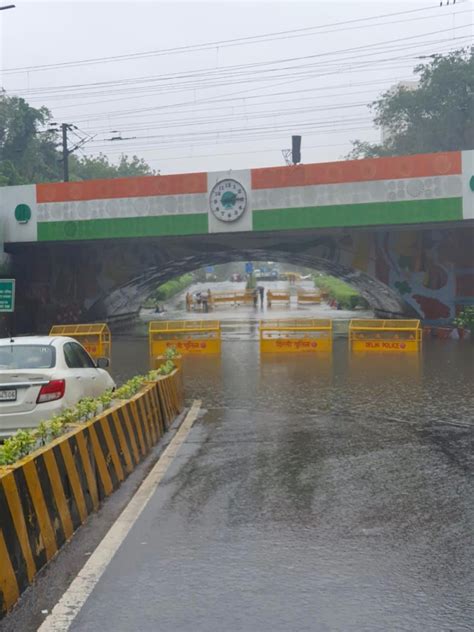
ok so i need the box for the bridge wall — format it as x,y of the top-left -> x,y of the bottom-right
1,151 -> 472,243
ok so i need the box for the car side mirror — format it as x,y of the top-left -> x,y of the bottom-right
96,357 -> 110,369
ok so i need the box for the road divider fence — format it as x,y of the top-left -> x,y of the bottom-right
349,319 -> 422,352
0,369 -> 184,619
260,319 -> 333,352
49,323 -> 112,361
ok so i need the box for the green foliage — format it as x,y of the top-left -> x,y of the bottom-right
164,346 -> 179,360
454,307 -> 474,335
314,274 -> 368,310
70,153 -> 155,181
0,90 -> 60,185
348,47 -> 473,158
0,90 -> 155,186
143,274 -> 194,308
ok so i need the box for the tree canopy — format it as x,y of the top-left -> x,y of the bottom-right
348,47 -> 473,159
0,90 -> 155,186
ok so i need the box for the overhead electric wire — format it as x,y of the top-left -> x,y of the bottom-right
2,3 -> 459,75
12,23 -> 472,103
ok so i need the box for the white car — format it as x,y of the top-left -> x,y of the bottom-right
0,336 -> 115,438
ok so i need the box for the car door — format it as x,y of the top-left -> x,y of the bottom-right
63,342 -> 97,401
70,343 -> 110,397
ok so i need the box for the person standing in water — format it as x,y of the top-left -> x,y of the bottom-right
257,285 -> 265,308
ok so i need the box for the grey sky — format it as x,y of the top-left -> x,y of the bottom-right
1,0 -> 472,175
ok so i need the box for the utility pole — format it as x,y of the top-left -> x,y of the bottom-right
61,123 -> 72,182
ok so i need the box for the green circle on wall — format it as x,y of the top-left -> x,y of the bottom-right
14,204 -> 32,224
470,176 -> 474,192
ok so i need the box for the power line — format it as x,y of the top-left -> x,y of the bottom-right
2,4 -> 456,75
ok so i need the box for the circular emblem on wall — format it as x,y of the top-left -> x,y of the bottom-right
14,204 -> 32,224
210,179 -> 247,223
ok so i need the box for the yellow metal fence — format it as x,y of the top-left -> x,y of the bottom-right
260,319 -> 333,353
267,291 -> 290,306
49,323 -> 111,360
349,319 -> 422,352
297,289 -> 322,305
149,320 -> 221,361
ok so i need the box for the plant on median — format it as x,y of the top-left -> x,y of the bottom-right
454,307 -> 474,337
0,363 -> 178,466
314,273 -> 368,310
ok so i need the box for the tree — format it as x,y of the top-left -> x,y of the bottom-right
0,90 -> 61,184
70,153 -> 155,181
0,90 -> 155,185
348,47 -> 473,158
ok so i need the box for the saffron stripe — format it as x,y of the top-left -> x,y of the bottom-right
251,151 -> 461,189
37,172 -> 208,203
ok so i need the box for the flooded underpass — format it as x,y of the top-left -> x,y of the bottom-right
78,282 -> 473,631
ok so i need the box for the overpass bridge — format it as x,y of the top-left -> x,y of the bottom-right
0,150 -> 473,329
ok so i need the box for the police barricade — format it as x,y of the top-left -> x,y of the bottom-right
349,319 -> 422,352
149,320 -> 221,362
297,289 -> 322,305
259,319 -> 332,353
210,290 -> 254,307
49,323 -> 112,360
267,291 -> 291,307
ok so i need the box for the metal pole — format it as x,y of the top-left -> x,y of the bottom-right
61,123 -> 69,182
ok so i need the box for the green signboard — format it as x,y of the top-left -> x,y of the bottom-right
0,279 -> 15,312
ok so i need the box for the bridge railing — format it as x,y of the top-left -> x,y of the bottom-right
349,319 -> 422,352
49,323 -> 112,360
149,320 -> 221,359
260,318 -> 332,352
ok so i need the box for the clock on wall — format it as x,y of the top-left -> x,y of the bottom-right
209,179 -> 247,222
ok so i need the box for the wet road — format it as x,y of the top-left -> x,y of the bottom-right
74,283 -> 473,630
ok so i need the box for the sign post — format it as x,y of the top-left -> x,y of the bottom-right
0,279 -> 15,312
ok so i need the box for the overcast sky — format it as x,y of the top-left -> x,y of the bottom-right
1,0 -> 472,175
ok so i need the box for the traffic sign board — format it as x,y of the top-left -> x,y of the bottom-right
0,279 -> 15,312
245,262 -> 254,274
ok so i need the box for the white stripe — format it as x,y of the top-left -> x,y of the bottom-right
37,193 -> 208,222
38,400 -> 202,632
461,150 -> 474,220
252,174 -> 462,211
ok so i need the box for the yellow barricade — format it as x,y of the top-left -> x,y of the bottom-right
149,320 -> 221,359
349,319 -> 422,352
260,319 -> 332,353
267,291 -> 290,306
297,289 -> 322,304
210,290 -> 254,306
49,323 -> 111,360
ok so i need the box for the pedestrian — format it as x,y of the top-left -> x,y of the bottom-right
185,292 -> 192,311
258,285 -> 265,308
202,292 -> 209,313
253,288 -> 258,308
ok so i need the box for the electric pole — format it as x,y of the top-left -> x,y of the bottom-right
61,123 -> 72,182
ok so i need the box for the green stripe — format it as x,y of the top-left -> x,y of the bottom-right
253,197 -> 463,231
38,213 -> 209,241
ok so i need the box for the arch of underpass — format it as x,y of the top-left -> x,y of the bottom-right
87,249 -> 412,322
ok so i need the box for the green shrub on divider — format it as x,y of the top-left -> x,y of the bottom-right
0,363 -> 178,467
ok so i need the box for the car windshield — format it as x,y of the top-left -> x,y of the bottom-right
0,345 -> 55,370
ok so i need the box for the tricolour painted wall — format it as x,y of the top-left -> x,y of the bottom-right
1,151 -> 472,243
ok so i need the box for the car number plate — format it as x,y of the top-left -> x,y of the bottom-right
0,389 -> 17,401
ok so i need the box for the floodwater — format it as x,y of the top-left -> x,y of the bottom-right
98,281 -> 474,631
